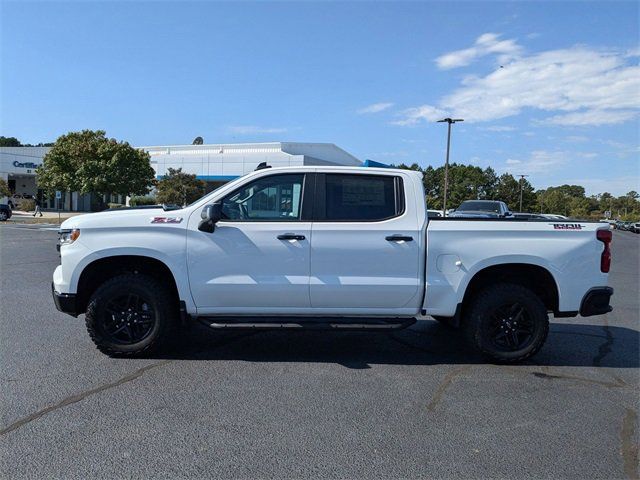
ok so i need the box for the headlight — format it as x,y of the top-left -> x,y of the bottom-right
58,228 -> 80,246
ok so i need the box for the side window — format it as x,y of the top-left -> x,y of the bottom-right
324,174 -> 403,221
221,174 -> 304,221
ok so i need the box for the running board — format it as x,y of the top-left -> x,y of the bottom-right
196,317 -> 416,331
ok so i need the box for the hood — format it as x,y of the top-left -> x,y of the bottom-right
60,206 -> 187,230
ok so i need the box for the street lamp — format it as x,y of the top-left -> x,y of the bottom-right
517,174 -> 529,212
437,118 -> 464,216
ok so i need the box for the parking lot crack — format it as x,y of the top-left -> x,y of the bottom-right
0,331 -> 259,437
426,365 -> 472,412
0,360 -> 171,437
530,370 -> 626,389
621,408 -> 639,480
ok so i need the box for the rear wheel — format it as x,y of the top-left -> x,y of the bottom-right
85,273 -> 177,357
0,210 -> 7,221
463,283 -> 549,363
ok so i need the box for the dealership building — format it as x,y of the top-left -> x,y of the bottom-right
0,142 -> 363,211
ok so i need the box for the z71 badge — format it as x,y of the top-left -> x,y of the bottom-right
151,217 -> 183,224
552,223 -> 583,230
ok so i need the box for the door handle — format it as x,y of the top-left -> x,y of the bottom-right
278,233 -> 306,241
386,235 -> 413,242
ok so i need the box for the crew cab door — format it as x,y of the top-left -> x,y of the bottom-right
187,173 -> 312,314
309,172 -> 422,313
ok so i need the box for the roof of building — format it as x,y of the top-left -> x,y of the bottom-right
140,142 -> 361,166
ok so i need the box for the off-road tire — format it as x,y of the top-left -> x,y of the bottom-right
462,283 -> 549,363
85,273 -> 177,357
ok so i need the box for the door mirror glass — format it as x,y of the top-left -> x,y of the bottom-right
198,202 -> 223,232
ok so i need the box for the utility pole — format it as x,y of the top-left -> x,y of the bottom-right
517,174 -> 529,212
437,118 -> 464,216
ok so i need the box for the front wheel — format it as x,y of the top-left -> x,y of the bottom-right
0,211 -> 7,221
463,283 -> 549,363
85,273 -> 177,357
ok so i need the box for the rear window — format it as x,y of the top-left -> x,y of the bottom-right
457,201 -> 501,213
324,174 -> 402,221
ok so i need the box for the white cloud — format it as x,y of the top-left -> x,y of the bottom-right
227,125 -> 288,134
502,150 -> 600,177
391,105 -> 446,126
399,37 -> 640,127
357,102 -> 394,114
502,150 -> 567,174
480,125 -> 516,132
546,109 -> 638,126
565,135 -> 589,142
435,33 -> 522,69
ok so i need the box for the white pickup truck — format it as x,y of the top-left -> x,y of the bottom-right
52,166 -> 614,363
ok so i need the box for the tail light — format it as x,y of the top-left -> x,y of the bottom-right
597,229 -> 612,273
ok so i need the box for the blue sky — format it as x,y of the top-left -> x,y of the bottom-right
2,1 -> 639,195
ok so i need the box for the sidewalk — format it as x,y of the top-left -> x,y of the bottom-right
7,210 -> 86,225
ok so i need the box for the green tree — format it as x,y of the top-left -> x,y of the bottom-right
493,174 -> 536,211
0,136 -> 21,147
0,178 -> 11,198
36,130 -> 155,200
397,162 -> 499,210
156,168 -> 206,206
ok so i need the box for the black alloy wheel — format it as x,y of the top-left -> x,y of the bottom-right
463,283 -> 549,363
85,273 -> 177,357
486,302 -> 535,352
102,293 -> 156,344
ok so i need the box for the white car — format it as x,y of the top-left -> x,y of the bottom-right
52,166 -> 613,363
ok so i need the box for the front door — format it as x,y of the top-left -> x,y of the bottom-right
187,173 -> 311,314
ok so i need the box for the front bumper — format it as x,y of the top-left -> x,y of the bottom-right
579,287 -> 613,317
52,283 -> 79,317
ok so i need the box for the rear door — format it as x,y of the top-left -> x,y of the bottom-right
309,172 -> 422,313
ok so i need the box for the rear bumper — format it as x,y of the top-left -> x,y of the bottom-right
51,283 -> 79,317
579,287 -> 613,317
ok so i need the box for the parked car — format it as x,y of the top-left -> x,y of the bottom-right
0,204 -> 12,221
7,193 -> 34,210
449,200 -> 512,218
633,222 -> 640,234
621,221 -> 634,231
52,166 -> 613,363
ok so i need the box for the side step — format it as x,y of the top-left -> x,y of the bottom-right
197,317 -> 416,331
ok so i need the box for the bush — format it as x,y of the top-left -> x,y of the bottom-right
20,199 -> 36,211
129,195 -> 157,207
107,203 -> 125,209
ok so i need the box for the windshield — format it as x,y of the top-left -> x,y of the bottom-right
457,201 -> 501,213
186,182 -> 231,208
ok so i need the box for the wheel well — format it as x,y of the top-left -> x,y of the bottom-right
462,263 -> 559,314
76,255 -> 180,314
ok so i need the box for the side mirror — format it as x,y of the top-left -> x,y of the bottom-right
504,211 -> 513,218
198,202 -> 223,233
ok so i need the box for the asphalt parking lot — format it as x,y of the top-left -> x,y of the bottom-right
0,225 -> 638,479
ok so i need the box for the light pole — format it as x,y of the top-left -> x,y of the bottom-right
437,118 -> 463,216
517,174 -> 529,212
